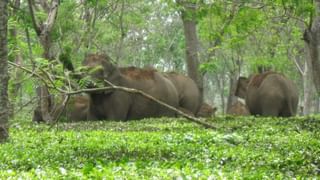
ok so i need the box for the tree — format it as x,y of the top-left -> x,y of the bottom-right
177,0 -> 203,102
0,0 -> 9,142
27,0 -> 60,122
304,0 -> 320,95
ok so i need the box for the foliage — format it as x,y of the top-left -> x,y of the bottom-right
1,115 -> 320,178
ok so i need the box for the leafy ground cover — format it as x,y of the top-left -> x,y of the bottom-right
0,115 -> 319,179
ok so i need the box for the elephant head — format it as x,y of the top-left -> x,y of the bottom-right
235,77 -> 250,99
235,71 -> 299,117
82,54 -> 120,85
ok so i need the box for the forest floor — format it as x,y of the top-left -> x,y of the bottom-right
0,114 -> 319,179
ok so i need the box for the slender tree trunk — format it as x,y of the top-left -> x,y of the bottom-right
115,0 -> 126,63
179,1 -> 203,102
214,74 -> 225,114
303,56 -> 314,114
314,97 -> 320,113
226,73 -> 238,112
0,0 -> 9,142
8,0 -> 23,117
303,0 -> 320,94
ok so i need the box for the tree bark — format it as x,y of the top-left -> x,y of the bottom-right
303,0 -> 320,95
0,0 -> 9,143
178,1 -> 204,102
303,57 -> 314,114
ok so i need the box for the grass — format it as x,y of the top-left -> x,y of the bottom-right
0,114 -> 319,179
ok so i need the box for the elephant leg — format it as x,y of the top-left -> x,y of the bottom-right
103,92 -> 131,120
261,108 -> 279,117
104,106 -> 128,120
260,99 -> 281,117
87,111 -> 98,121
279,101 -> 296,117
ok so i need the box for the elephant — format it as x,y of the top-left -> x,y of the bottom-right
226,98 -> 250,116
164,72 -> 201,116
82,54 -> 179,120
33,94 -> 89,122
235,71 -> 299,117
196,102 -> 217,117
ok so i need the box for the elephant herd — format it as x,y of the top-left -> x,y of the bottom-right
33,54 -> 299,122
33,54 -> 216,122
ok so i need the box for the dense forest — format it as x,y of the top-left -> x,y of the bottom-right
0,0 -> 320,178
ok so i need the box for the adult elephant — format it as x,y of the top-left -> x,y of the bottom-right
33,94 -> 89,122
164,72 -> 201,116
235,71 -> 298,117
82,54 -> 179,120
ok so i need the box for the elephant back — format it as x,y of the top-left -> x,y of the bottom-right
249,71 -> 280,88
119,66 -> 156,80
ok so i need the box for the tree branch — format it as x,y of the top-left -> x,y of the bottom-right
43,0 -> 59,34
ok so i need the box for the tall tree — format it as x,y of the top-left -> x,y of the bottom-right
0,0 -> 9,142
304,0 -> 320,94
177,0 -> 203,102
8,0 -> 23,117
27,0 -> 60,122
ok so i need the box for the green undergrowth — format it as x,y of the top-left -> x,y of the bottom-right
1,115 -> 320,179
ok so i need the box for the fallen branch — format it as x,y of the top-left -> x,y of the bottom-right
9,62 -> 217,129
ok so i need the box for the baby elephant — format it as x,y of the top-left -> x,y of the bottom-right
33,94 -> 89,122
227,99 -> 250,116
196,102 -> 217,117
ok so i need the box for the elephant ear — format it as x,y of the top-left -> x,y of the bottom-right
235,77 -> 249,99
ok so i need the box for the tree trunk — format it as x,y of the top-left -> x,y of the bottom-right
303,57 -> 314,114
28,0 -> 60,122
314,97 -> 320,113
8,0 -> 23,118
0,0 -> 9,142
179,1 -> 204,102
214,74 -> 225,114
226,73 -> 239,112
303,0 -> 320,95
